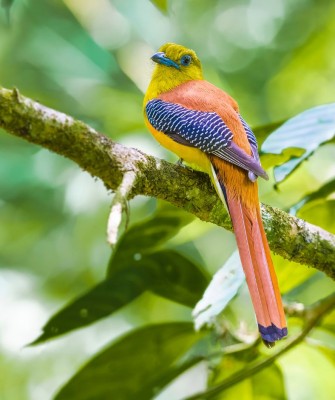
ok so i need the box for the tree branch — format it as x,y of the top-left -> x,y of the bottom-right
0,87 -> 334,279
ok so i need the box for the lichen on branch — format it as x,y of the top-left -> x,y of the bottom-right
0,87 -> 334,279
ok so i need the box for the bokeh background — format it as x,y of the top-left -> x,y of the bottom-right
0,0 -> 335,399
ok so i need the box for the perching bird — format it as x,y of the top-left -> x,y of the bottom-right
143,43 -> 287,346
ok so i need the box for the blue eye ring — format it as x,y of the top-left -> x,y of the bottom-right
180,54 -> 192,66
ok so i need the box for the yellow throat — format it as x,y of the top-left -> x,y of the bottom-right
143,43 -> 210,173
144,43 -> 204,104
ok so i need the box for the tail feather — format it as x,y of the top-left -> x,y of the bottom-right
227,194 -> 287,344
255,210 -> 287,327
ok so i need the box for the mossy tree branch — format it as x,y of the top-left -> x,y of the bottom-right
1,87 -> 334,279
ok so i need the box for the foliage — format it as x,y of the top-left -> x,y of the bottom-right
0,1 -> 335,400
261,104 -> 335,183
55,323 -> 202,400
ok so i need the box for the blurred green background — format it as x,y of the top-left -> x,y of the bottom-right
0,0 -> 334,399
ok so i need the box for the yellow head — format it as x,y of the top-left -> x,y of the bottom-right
145,43 -> 203,100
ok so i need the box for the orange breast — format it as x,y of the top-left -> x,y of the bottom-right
145,80 -> 258,207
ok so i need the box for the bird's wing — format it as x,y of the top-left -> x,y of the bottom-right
146,98 -> 267,180
238,114 -> 259,161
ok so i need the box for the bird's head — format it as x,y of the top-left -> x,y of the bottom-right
149,43 -> 203,94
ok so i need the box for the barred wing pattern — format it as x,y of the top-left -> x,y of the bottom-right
146,99 -> 233,152
239,114 -> 259,161
146,99 -> 268,180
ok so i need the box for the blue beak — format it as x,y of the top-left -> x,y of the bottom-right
151,52 -> 180,70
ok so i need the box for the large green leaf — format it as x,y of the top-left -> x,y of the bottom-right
261,104 -> 335,183
54,322 -> 201,400
147,250 -> 209,307
30,267 -> 147,345
31,250 -> 208,344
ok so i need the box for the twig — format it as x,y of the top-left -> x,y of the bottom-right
107,171 -> 136,247
184,293 -> 335,400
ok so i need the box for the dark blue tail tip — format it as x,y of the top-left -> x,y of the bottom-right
258,323 -> 288,346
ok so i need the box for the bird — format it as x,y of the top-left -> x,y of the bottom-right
143,43 -> 287,347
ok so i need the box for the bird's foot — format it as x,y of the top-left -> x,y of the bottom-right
176,158 -> 193,171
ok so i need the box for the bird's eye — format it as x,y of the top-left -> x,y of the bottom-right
180,54 -> 192,66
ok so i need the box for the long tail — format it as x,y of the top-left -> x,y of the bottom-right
225,192 -> 287,346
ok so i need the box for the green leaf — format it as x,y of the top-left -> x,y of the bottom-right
54,322 -> 200,400
193,251 -> 245,330
108,205 -> 194,275
274,254 -> 316,295
210,363 -> 287,400
209,348 -> 287,400
309,328 -> 335,352
289,178 -> 335,215
251,363 -> 287,400
260,147 -> 305,171
31,250 -> 208,344
212,379 -> 252,400
30,267 -> 147,345
147,250 -> 209,307
261,103 -> 335,183
285,273 -> 334,304
31,205 -> 199,345
150,0 -> 168,14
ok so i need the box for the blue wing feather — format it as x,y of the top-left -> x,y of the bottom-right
238,114 -> 259,161
146,99 -> 233,152
146,99 -> 268,180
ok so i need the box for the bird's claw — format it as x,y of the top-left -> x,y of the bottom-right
176,158 -> 184,167
176,158 -> 193,171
